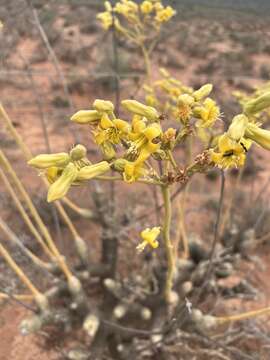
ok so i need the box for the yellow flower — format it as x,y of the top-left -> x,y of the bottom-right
141,1 -> 153,14
123,161 -> 146,183
127,116 -> 162,162
177,94 -> 194,124
97,11 -> 113,30
193,84 -> 213,101
155,6 -> 176,23
136,227 -> 161,252
47,163 -> 78,202
210,133 -> 251,169
194,98 -> 220,128
93,113 -> 130,146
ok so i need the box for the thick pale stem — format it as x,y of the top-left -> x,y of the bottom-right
162,185 -> 175,303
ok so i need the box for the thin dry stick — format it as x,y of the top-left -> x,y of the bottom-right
0,242 -> 42,299
28,0 -> 80,143
217,306 -> 270,324
0,214 -> 50,270
0,292 -> 33,301
0,167 -> 54,259
0,150 -> 73,280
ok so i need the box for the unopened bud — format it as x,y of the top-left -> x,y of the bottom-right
228,114 -> 248,141
93,99 -> 114,112
193,84 -> 213,101
113,158 -> 128,172
83,314 -> 100,337
113,305 -> 127,319
28,153 -> 70,169
77,161 -> 110,181
244,91 -> 270,115
245,123 -> 270,150
70,144 -> 87,161
122,100 -> 159,121
47,163 -> 78,202
71,110 -> 101,124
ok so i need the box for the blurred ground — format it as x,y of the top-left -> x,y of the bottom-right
1,1 -> 270,359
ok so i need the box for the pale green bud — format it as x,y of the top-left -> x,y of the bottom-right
28,153 -> 70,169
245,123 -> 270,150
93,99 -> 114,112
227,114 -> 248,141
121,100 -> 159,121
112,158 -> 128,172
70,144 -> 87,161
76,161 -> 110,181
193,84 -> 213,101
244,91 -> 270,115
71,110 -> 101,124
47,163 -> 78,202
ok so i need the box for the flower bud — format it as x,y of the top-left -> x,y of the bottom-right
121,100 -> 159,121
70,110 -> 101,124
77,161 -> 110,181
70,144 -> 87,161
193,84 -> 213,101
93,99 -> 114,112
113,158 -> 128,172
47,163 -> 78,202
227,114 -> 248,141
244,91 -> 270,115
28,153 -> 70,169
245,123 -> 270,150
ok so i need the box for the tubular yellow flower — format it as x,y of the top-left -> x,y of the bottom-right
141,1 -> 153,14
122,100 -> 159,122
136,227 -> 161,252
227,114 -> 248,142
210,133 -> 251,169
47,163 -> 78,202
194,98 -> 220,128
244,91 -> 270,115
123,161 -> 146,183
28,153 -> 70,169
76,161 -> 111,181
94,113 -> 130,146
97,11 -> 113,30
155,6 -> 176,23
70,110 -> 101,124
127,118 -> 162,162
93,99 -> 114,113
177,94 -> 194,124
245,123 -> 270,150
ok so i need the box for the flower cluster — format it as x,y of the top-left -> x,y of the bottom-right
210,92 -> 270,169
97,0 -> 176,42
28,144 -> 110,202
